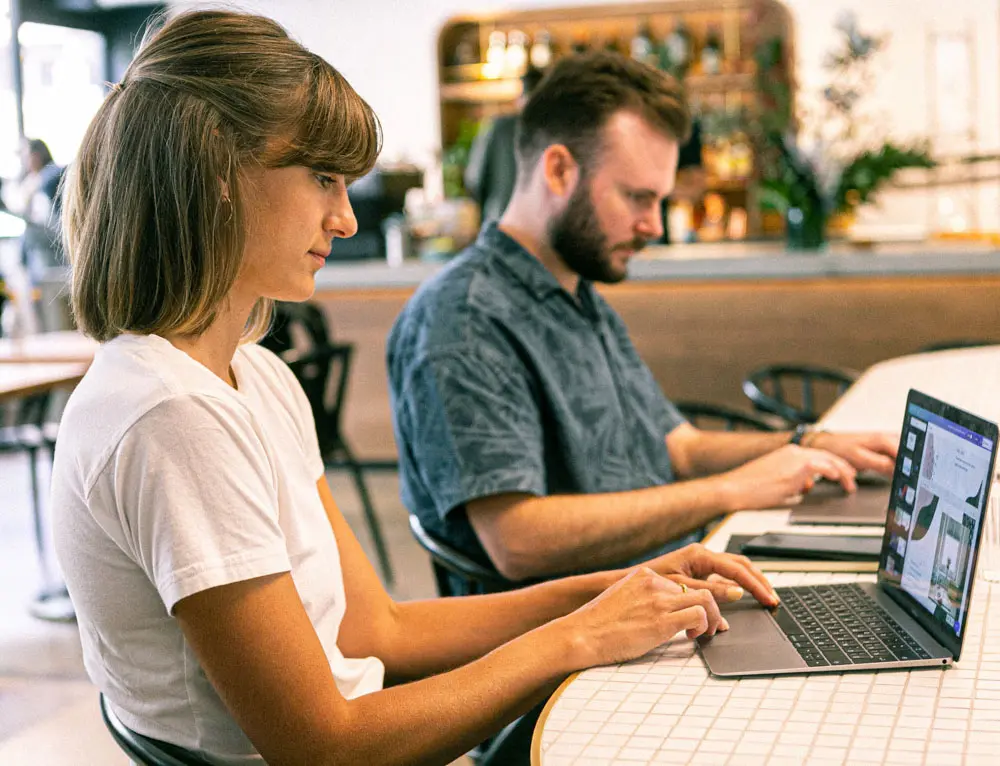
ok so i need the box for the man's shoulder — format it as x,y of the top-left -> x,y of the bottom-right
398,242 -> 522,336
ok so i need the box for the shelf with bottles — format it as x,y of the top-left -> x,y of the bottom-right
439,70 -> 759,104
438,2 -> 789,85
437,1 -> 795,237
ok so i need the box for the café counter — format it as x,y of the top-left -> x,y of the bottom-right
310,240 -> 1000,460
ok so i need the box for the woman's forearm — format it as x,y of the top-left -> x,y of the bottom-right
319,622 -> 580,766
379,569 -> 617,683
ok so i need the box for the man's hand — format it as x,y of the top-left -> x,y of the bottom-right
717,444 -> 857,512
808,431 -> 897,476
642,543 -> 780,607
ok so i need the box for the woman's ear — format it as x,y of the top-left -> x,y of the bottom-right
540,144 -> 580,200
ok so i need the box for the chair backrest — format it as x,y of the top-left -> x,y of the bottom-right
0,391 -> 51,444
674,400 -> 777,432
99,694 -> 210,766
283,344 -> 353,458
408,514 -> 511,596
742,363 -> 858,426
260,302 -> 331,357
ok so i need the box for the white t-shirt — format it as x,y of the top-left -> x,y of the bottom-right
51,334 -> 384,764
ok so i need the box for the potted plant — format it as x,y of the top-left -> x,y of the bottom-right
756,14 -> 936,251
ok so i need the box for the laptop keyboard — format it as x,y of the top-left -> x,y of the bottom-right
773,583 -> 933,667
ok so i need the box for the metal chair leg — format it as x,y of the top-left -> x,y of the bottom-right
26,445 -> 53,587
341,447 -> 394,586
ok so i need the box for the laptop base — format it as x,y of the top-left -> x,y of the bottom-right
698,583 -> 953,678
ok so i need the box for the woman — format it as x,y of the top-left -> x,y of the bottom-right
52,10 -> 778,765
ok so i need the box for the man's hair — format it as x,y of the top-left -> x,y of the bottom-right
515,51 -> 690,179
521,66 -> 545,96
63,10 -> 381,342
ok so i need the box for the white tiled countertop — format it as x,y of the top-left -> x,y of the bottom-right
536,573 -> 1000,766
533,346 -> 1000,765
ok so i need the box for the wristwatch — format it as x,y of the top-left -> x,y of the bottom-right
789,423 -> 811,446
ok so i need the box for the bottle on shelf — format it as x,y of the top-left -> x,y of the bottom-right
630,19 -> 657,67
730,130 -> 753,179
483,30 -> 507,79
451,28 -> 479,67
660,21 -> 692,78
701,26 -> 723,76
530,29 -> 553,70
504,30 -> 528,77
604,32 -> 627,56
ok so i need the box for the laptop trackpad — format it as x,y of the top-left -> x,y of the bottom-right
697,599 -> 804,676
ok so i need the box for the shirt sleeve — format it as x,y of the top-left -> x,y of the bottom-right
396,346 -> 546,521
110,394 -> 291,614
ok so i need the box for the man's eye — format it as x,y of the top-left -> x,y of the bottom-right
315,174 -> 338,188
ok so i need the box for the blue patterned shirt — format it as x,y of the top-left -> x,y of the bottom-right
387,223 -> 688,573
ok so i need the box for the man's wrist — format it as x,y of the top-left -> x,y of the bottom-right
789,424 -> 828,449
789,423 -> 811,446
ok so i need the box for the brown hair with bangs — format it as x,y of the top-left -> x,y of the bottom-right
63,9 -> 381,342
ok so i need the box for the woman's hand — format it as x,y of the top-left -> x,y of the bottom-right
643,543 -> 780,607
553,566 -> 727,670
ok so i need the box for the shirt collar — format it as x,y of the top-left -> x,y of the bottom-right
479,222 -> 591,305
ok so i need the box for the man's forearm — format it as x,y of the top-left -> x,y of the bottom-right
673,429 -> 793,477
468,478 -> 734,580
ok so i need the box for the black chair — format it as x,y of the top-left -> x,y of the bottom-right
408,514 -> 511,596
742,363 -> 859,426
918,339 -> 995,353
1,392 -> 56,584
674,400 -> 778,432
277,336 -> 394,585
100,693 -> 210,766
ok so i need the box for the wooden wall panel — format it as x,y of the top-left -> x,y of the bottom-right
316,275 -> 1000,460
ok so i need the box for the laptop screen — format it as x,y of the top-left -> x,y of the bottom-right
879,390 -> 998,653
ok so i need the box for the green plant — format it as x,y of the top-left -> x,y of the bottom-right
754,13 -> 936,240
441,119 -> 481,199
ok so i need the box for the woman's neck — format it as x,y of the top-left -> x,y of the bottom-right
164,301 -> 251,389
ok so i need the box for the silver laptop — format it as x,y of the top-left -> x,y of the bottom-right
788,477 -> 891,526
699,389 -> 998,677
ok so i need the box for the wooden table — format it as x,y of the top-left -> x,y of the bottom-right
0,330 -> 98,364
533,347 -> 1000,765
0,362 -> 88,401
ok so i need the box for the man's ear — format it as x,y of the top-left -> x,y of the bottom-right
540,144 -> 580,200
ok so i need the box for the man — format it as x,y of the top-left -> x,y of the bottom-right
463,67 -> 545,223
387,52 -> 896,588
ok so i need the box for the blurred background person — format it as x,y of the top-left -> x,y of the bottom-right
464,67 -> 545,224
16,138 -> 65,283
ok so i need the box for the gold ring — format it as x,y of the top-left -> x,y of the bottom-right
679,583 -> 688,593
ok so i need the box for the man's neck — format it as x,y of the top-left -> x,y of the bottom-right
498,202 -> 580,295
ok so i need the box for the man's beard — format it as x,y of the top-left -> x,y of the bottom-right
548,179 -> 648,285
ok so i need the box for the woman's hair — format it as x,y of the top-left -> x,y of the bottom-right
64,10 -> 381,342
515,51 -> 690,181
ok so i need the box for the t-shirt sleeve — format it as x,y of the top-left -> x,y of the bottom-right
396,347 -> 546,521
109,394 -> 291,614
